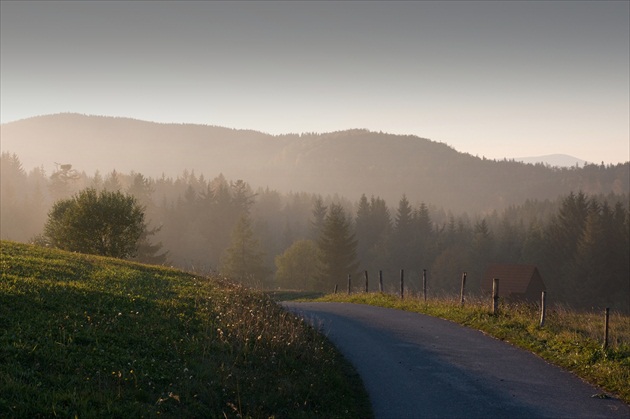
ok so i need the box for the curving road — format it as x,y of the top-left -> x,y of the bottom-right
282,302 -> 629,419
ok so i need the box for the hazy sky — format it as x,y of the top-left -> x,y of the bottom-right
1,1 -> 629,163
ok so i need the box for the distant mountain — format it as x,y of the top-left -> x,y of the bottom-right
1,113 -> 628,212
514,154 -> 588,168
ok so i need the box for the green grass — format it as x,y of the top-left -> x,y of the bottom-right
0,241 -> 372,418
266,290 -> 326,302
314,292 -> 630,404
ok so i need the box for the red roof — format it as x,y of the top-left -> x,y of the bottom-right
483,264 -> 545,298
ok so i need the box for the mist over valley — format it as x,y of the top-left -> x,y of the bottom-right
2,113 -> 627,213
2,3 -> 629,414
2,113 -> 628,310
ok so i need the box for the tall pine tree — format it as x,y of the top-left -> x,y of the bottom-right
316,203 -> 359,291
392,194 -> 415,270
221,213 -> 268,287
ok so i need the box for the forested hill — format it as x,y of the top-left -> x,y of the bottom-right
2,113 -> 628,212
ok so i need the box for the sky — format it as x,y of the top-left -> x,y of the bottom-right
1,1 -> 629,164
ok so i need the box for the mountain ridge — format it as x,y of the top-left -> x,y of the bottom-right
1,113 -> 627,212
514,154 -> 588,168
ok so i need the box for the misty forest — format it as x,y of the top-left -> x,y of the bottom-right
2,149 -> 628,312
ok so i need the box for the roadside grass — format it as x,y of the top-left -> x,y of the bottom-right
315,292 -> 630,404
266,290 -> 326,302
0,241 -> 372,418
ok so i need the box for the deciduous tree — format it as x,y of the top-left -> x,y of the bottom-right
275,239 -> 322,290
43,188 -> 145,258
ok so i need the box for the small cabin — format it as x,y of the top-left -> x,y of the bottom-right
483,264 -> 546,303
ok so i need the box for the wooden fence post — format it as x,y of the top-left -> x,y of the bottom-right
603,307 -> 610,350
422,269 -> 427,302
400,269 -> 404,299
492,278 -> 499,314
539,291 -> 547,327
379,270 -> 383,293
364,270 -> 369,293
460,272 -> 467,307
347,274 -> 351,295
334,284 -> 338,294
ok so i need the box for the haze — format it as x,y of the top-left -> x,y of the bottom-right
1,1 -> 629,164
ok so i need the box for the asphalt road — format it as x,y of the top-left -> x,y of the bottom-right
282,302 -> 629,419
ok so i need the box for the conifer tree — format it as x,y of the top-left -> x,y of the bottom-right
310,196 -> 328,240
126,173 -> 168,264
316,203 -> 359,291
355,194 -> 392,271
103,170 -> 122,192
543,192 -> 591,299
573,202 -> 629,309
414,202 -> 434,271
1,153 -> 29,240
392,194 -> 415,269
132,224 -> 169,265
355,194 -> 372,266
221,213 -> 268,286
470,218 -> 494,292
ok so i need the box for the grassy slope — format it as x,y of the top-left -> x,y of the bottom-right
315,293 -> 630,404
0,241 -> 372,418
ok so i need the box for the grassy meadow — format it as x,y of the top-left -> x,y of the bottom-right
0,241 -> 372,418
315,292 -> 630,404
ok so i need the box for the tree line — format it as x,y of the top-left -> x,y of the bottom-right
2,152 -> 628,311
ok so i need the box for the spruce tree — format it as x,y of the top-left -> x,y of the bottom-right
470,218 -> 494,292
316,203 -> 359,291
355,195 -> 392,272
543,192 -> 591,299
392,194 -> 415,269
221,213 -> 268,287
310,196 -> 327,240
355,194 -> 372,266
414,202 -> 434,272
